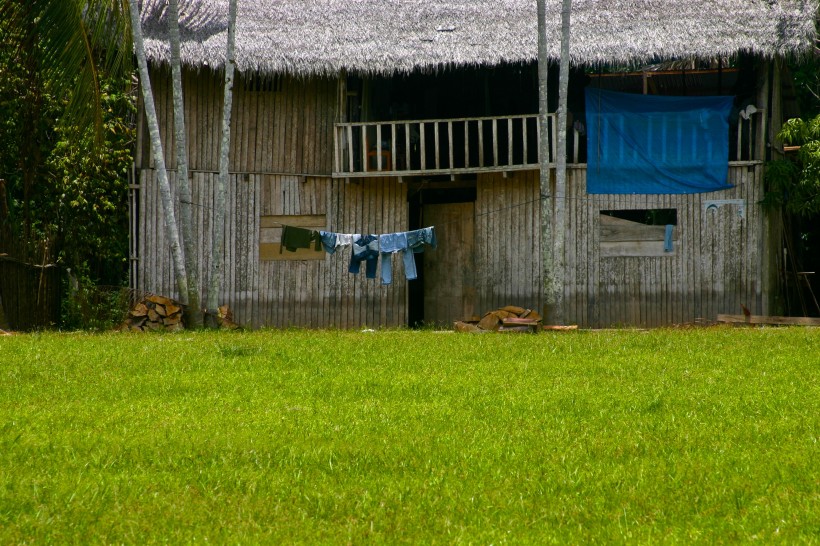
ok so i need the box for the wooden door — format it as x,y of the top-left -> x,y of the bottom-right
423,202 -> 476,326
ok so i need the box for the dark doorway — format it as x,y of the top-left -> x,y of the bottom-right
408,182 -> 477,327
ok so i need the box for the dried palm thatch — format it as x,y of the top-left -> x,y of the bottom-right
139,0 -> 818,76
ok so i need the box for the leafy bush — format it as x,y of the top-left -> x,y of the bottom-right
764,115 -> 820,217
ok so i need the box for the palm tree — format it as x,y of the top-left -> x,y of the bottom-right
168,0 -> 203,327
0,0 -> 131,241
128,0 -> 191,306
207,0 -> 238,320
538,0 -> 571,325
0,0 -> 131,144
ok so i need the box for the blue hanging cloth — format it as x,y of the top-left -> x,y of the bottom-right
585,88 -> 734,194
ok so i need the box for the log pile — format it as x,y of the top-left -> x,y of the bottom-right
120,295 -> 184,332
455,305 -> 542,333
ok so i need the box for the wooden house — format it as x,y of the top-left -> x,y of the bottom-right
132,0 -> 818,328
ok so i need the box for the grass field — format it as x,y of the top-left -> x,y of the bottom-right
0,327 -> 818,543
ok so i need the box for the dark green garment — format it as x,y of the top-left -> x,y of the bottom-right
280,225 -> 323,253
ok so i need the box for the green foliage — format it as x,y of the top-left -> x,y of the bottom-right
764,115 -> 820,217
0,329 -> 818,543
0,5 -> 136,328
45,76 -> 136,284
60,283 -> 132,331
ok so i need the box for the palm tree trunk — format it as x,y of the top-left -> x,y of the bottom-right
168,0 -> 202,327
128,0 -> 189,303
207,0 -> 238,320
536,0 -> 553,322
551,0 -> 572,325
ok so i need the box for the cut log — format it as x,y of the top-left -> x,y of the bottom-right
477,313 -> 502,331
501,305 -> 527,315
454,321 -> 483,333
131,303 -> 148,317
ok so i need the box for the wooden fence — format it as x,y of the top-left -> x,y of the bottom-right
0,231 -> 61,330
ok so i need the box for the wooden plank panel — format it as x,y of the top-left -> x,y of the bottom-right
260,214 -> 327,228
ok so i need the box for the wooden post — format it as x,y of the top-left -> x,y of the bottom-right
420,122 -> 426,171
434,122 -> 440,170
770,59 -> 783,161
347,125 -> 354,172
361,125 -> 367,171
478,120 -> 484,167
448,121 -> 454,169
391,122 -> 397,171
376,124 -> 383,170
464,121 -> 470,168
508,118 -> 514,166
492,118 -> 499,167
404,122 -> 411,171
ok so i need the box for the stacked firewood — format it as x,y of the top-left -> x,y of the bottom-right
455,305 -> 542,333
120,295 -> 184,332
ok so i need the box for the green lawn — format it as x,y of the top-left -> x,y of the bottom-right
1,328 -> 818,543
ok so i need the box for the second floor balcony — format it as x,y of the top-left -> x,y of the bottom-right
332,108 -> 765,179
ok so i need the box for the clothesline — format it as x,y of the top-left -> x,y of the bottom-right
279,225 -> 437,286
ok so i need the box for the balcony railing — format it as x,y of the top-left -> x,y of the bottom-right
332,108 -> 764,178
333,114 -> 556,178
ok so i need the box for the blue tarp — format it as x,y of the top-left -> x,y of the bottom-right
585,88 -> 734,194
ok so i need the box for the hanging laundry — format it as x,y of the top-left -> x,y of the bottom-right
349,235 -> 379,279
319,231 -> 358,255
378,227 -> 437,285
280,225 -> 322,253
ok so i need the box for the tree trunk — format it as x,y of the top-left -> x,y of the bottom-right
536,0 -> 553,322
168,0 -> 202,328
207,0 -> 238,321
550,0 -> 571,325
128,0 -> 189,303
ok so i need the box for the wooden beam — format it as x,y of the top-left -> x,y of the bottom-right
716,314 -> 820,326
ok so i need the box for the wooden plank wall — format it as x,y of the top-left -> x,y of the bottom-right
475,170 -> 544,315
136,170 -> 408,328
563,163 -> 769,327
137,68 -> 337,175
133,66 -> 772,328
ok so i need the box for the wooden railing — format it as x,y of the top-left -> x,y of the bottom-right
333,114 -> 555,178
333,108 -> 764,178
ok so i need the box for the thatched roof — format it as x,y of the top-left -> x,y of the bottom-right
140,0 -> 819,76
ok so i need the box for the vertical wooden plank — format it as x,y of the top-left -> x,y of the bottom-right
492,118 -> 499,167
334,126 -> 341,174
391,122 -> 397,172
347,125 -> 354,173
404,122 -> 411,172
448,121 -> 454,169
508,118 -> 514,166
420,123 -> 427,171
464,121 -> 470,169
434,122 -> 440,170
361,125 -> 367,172
376,124 -> 383,171
478,120 -> 484,167
523,117 -> 529,165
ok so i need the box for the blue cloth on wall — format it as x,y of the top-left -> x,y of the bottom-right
585,88 -> 734,194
